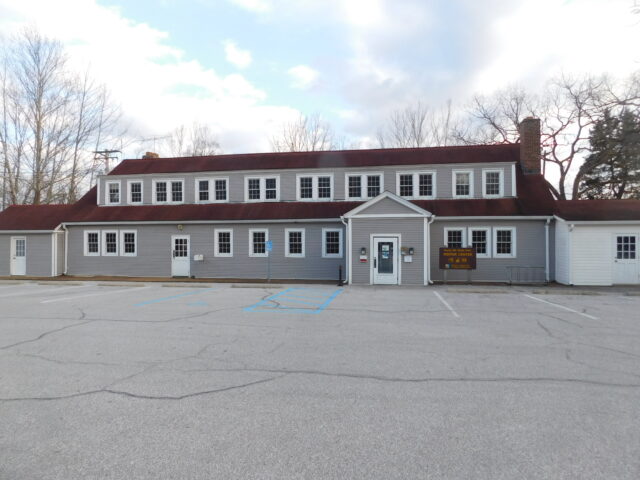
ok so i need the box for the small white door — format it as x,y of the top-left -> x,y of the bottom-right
10,237 -> 26,276
613,234 -> 639,284
373,237 -> 399,285
171,235 -> 190,277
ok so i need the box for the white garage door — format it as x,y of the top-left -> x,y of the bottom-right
613,234 -> 639,284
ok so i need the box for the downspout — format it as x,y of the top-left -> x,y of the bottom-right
427,215 -> 436,284
544,218 -> 551,283
62,224 -> 68,275
340,216 -> 349,285
568,223 -> 574,285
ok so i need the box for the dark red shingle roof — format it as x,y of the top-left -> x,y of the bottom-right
555,200 -> 640,221
109,144 -> 520,176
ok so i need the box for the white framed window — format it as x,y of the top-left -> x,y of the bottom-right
322,228 -> 343,258
249,229 -> 269,257
444,228 -> 466,248
482,169 -> 504,198
493,227 -> 516,258
395,171 -> 436,199
127,180 -> 143,204
345,173 -> 383,200
120,230 -> 137,257
285,228 -> 305,258
453,170 -> 473,198
469,227 -> 491,258
214,229 -> 233,257
153,179 -> 185,204
106,180 -> 121,205
245,176 -> 279,202
196,178 -> 210,202
296,174 -> 334,201
196,177 -> 229,203
84,230 -> 100,256
102,230 -> 119,256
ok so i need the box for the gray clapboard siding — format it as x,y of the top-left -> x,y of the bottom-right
350,218 -> 425,285
0,233 -> 54,277
356,197 -> 424,215
67,223 -> 345,280
430,220 -> 547,282
97,162 -> 515,206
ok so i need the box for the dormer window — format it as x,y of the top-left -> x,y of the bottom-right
453,170 -> 473,198
196,177 -> 229,203
482,169 -> 504,198
106,181 -> 121,205
245,176 -> 279,202
153,179 -> 184,204
396,172 -> 435,199
296,174 -> 333,201
128,180 -> 142,204
346,173 -> 383,200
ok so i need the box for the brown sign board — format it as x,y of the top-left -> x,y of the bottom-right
439,247 -> 477,270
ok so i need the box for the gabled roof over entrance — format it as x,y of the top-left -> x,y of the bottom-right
343,191 -> 432,218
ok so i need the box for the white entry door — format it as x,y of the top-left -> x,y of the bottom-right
10,237 -> 26,276
171,235 -> 190,277
372,237 -> 399,285
613,234 -> 639,284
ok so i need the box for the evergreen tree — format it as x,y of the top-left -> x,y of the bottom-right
577,109 -> 640,199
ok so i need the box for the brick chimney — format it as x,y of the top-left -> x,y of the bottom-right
142,151 -> 159,159
518,117 -> 541,174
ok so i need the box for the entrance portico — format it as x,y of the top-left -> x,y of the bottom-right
342,191 -> 433,286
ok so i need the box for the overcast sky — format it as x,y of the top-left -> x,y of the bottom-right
0,0 -> 638,157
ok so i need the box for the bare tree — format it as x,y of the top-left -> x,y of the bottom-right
270,113 -> 338,152
164,122 -> 221,157
454,73 -> 640,199
376,101 -> 456,148
0,27 -> 123,207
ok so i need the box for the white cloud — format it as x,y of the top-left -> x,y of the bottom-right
287,65 -> 319,89
227,0 -> 271,13
0,0 -> 299,154
223,40 -> 252,69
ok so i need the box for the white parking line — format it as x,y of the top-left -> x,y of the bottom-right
41,286 -> 152,304
0,284 -> 90,299
523,294 -> 599,320
433,291 -> 460,318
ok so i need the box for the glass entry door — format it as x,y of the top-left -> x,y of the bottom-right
613,234 -> 639,284
373,237 -> 399,284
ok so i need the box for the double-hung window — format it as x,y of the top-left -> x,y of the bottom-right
84,231 -> 100,256
106,181 -> 121,205
345,173 -> 383,199
296,174 -> 333,201
469,228 -> 490,258
196,178 -> 228,203
482,169 -> 503,198
453,170 -> 473,198
396,172 -> 436,199
153,179 -> 184,204
128,180 -> 142,204
249,229 -> 268,257
214,229 -> 233,257
285,229 -> 305,258
322,228 -> 343,258
444,228 -> 466,248
245,176 -> 279,202
493,227 -> 516,258
197,179 -> 210,202
120,230 -> 137,257
102,231 -> 118,256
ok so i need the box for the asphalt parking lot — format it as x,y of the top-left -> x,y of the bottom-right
1,281 -> 639,479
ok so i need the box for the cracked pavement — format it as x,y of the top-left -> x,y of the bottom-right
0,281 -> 639,479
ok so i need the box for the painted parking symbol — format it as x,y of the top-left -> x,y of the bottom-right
245,287 -> 343,314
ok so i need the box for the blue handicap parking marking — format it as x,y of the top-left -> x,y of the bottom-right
245,287 -> 343,314
134,287 -> 218,307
